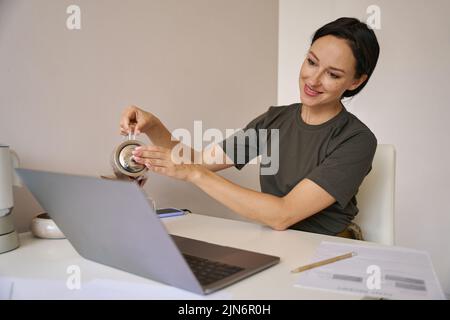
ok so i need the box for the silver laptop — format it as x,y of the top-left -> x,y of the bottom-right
16,168 -> 279,295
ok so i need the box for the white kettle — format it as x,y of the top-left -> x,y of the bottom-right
0,144 -> 20,254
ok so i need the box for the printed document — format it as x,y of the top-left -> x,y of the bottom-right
295,241 -> 445,300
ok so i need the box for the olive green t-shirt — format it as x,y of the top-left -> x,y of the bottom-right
221,103 -> 377,235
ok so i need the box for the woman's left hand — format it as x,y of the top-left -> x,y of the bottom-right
132,145 -> 201,182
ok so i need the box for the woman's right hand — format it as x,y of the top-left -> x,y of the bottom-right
119,105 -> 157,136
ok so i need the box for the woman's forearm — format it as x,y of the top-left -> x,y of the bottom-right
144,118 -> 233,172
143,117 -> 179,149
189,166 -> 288,230
135,144 -> 332,230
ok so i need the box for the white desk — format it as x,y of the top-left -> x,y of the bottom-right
0,213 -> 367,299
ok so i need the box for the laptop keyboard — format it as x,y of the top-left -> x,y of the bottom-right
183,254 -> 244,286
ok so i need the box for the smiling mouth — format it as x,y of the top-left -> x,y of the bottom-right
304,84 -> 323,97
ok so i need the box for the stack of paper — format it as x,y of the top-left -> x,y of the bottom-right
295,241 -> 445,300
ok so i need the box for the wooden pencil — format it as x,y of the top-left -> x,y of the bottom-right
291,251 -> 356,273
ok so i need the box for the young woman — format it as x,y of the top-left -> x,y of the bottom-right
119,17 -> 380,238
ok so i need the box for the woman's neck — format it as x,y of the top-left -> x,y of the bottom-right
301,101 -> 343,125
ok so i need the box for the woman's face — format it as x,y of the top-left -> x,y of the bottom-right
299,35 -> 367,108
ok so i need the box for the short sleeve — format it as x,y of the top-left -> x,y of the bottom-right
306,132 -> 377,208
220,109 -> 269,170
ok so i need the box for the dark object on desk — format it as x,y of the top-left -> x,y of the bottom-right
16,168 -> 280,295
156,208 -> 187,218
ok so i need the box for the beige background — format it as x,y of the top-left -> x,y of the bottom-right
279,0 -> 450,296
0,0 -> 278,228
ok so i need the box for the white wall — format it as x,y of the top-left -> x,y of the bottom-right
279,0 -> 450,296
0,0 -> 278,228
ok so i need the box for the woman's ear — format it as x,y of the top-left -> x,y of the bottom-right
348,74 -> 368,91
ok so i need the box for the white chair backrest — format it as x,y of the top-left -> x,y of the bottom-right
353,144 -> 396,245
